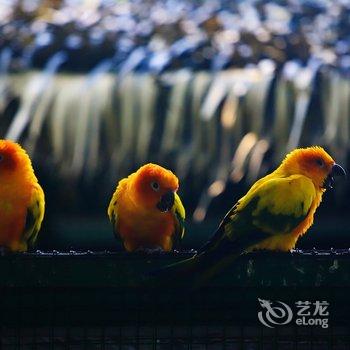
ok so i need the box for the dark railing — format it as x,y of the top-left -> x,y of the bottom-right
0,249 -> 349,349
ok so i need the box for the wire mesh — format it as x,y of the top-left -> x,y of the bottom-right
0,325 -> 350,349
0,250 -> 349,349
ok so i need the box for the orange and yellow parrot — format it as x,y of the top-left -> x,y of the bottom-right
108,163 -> 185,252
0,140 -> 45,252
157,146 -> 346,286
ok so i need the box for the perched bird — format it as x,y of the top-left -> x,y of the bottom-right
156,146 -> 346,286
0,140 -> 45,252
108,163 -> 185,252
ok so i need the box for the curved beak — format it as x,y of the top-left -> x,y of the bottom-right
324,163 -> 346,189
156,191 -> 175,212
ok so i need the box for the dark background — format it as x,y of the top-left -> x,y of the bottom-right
1,0 -> 349,251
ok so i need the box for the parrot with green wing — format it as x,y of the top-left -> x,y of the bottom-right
153,147 -> 346,286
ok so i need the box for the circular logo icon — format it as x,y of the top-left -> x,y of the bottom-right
258,298 -> 293,328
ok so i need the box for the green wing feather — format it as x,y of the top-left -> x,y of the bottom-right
108,194 -> 121,241
172,192 -> 186,248
22,184 -> 45,248
200,174 -> 316,253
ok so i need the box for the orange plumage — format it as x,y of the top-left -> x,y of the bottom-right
0,140 -> 45,252
108,163 -> 185,252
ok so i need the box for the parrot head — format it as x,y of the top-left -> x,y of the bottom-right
133,163 -> 179,212
280,146 -> 346,189
0,140 -> 31,178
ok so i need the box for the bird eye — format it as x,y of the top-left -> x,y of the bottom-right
151,181 -> 160,191
316,158 -> 324,167
0,154 -> 3,162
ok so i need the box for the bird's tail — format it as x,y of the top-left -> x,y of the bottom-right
145,245 -> 243,289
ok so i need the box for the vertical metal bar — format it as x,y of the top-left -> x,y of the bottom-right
83,326 -> 88,350
222,325 -> 227,350
101,325 -> 105,350
294,324 -> 298,350
240,326 -> 244,350
65,321 -> 70,350
32,326 -> 37,350
170,317 -> 174,350
119,322 -> 122,350
259,326 -> 263,350
188,320 -> 192,350
329,325 -> 333,350
153,325 -> 157,350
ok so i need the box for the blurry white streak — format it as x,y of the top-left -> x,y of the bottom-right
160,69 -> 192,156
0,48 -> 12,113
324,71 -> 340,144
50,76 -> 84,166
115,74 -> 137,174
247,139 -> 270,184
86,75 -> 114,179
71,59 -> 112,177
5,52 -> 66,142
231,132 -> 258,183
273,74 -> 292,162
25,78 -> 55,155
221,90 -> 238,129
176,72 -> 211,179
286,65 -> 315,151
194,96 -> 242,222
135,75 -> 157,164
200,72 -> 228,121
118,47 -> 147,80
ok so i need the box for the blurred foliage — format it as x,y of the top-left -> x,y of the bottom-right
0,67 -> 350,249
1,0 -> 350,72
1,0 -> 350,249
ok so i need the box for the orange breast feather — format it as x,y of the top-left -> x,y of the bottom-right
116,190 -> 176,252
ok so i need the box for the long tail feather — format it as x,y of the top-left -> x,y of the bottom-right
145,241 -> 244,289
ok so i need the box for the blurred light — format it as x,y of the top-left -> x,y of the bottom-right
102,15 -> 120,32
221,95 -> 237,129
208,180 -> 225,197
258,59 -> 275,75
238,44 -> 253,58
193,207 -> 206,222
31,20 -> 48,34
294,67 -> 312,90
233,82 -> 248,97
231,132 -> 258,183
340,55 -> 350,69
89,28 -> 105,46
248,139 -> 270,182
255,28 -> 271,43
22,0 -> 40,13
283,61 -> 300,80
35,32 -> 53,47
66,34 -> 83,49
149,51 -> 170,72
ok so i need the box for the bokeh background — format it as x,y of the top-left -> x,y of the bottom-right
1,0 -> 349,251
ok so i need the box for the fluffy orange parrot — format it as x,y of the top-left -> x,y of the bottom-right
108,163 -> 185,252
0,140 -> 45,252
155,147 -> 346,286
